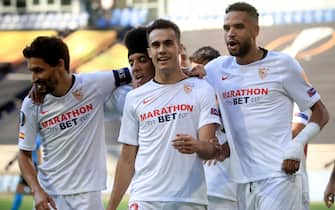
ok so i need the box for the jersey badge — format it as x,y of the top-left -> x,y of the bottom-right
307,87 -> 316,97
19,132 -> 25,140
210,107 -> 220,116
72,88 -> 84,101
19,111 -> 25,126
183,84 -> 192,93
258,67 -> 269,79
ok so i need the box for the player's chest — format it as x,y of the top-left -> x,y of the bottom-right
216,67 -> 283,106
136,87 -> 200,124
38,89 -> 100,132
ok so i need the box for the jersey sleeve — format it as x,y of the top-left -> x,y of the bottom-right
104,84 -> 131,121
292,103 -> 311,125
281,57 -> 320,112
197,80 -> 221,129
18,97 -> 39,151
85,67 -> 132,99
117,92 -> 139,145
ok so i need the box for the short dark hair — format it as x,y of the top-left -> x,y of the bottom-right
225,2 -> 259,23
23,36 -> 70,72
146,19 -> 181,42
190,46 -> 220,65
124,26 -> 149,57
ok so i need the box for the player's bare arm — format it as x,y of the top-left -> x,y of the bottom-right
18,150 -> 57,210
107,144 -> 138,210
29,83 -> 46,105
181,64 -> 206,78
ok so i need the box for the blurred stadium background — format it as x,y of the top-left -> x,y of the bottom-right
0,0 -> 334,206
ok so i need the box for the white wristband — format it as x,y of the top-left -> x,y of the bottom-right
293,122 -> 320,145
283,122 -> 320,160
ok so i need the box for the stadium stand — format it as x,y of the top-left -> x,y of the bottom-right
95,7 -> 148,29
76,43 -> 129,73
0,12 -> 89,30
63,30 -> 118,71
0,30 -> 58,66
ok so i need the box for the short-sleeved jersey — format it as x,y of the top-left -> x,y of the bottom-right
292,103 -> 311,126
119,77 -> 221,205
18,71 -> 118,195
204,130 -> 237,201
205,51 -> 320,183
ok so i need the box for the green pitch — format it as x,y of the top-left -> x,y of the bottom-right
0,194 -> 332,210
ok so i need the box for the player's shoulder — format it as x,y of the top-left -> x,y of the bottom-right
205,55 -> 234,73
77,71 -> 115,82
125,80 -> 153,98
21,96 -> 35,109
207,55 -> 231,66
266,50 -> 296,63
184,77 -> 213,91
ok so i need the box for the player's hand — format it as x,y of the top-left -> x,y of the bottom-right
204,159 -> 218,166
29,83 -> 46,105
172,134 -> 199,154
182,64 -> 206,78
324,180 -> 335,208
33,188 -> 57,210
216,142 -> 230,161
281,159 -> 300,175
131,80 -> 141,89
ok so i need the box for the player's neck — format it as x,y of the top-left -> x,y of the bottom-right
52,74 -> 74,97
154,68 -> 187,84
236,47 -> 265,65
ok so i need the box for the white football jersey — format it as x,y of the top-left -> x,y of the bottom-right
18,71 -> 119,195
205,51 -> 320,183
119,77 -> 221,205
292,103 -> 311,126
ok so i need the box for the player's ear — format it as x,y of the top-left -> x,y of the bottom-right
254,25 -> 260,37
147,47 -> 153,59
57,59 -> 64,68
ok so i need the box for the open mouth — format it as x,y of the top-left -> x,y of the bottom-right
35,82 -> 48,93
157,56 -> 169,62
134,74 -> 144,80
227,40 -> 238,48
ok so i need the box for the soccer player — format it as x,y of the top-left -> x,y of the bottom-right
104,26 -> 155,121
204,2 -> 329,210
107,19 -> 225,210
190,46 -> 221,68
18,36 -> 132,210
324,164 -> 335,208
190,46 -> 237,210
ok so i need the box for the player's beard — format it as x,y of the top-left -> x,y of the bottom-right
35,80 -> 54,95
228,39 -> 252,58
